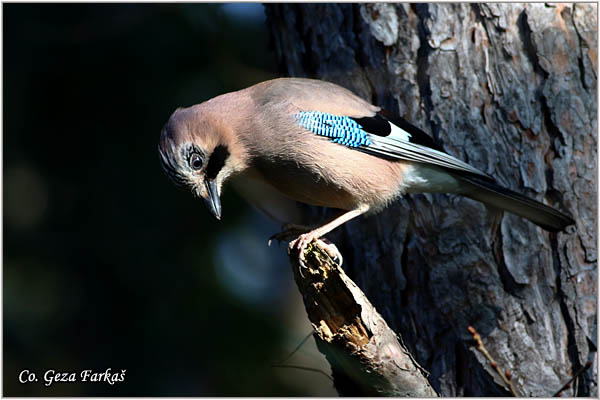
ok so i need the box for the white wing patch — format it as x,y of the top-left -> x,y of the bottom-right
388,121 -> 412,142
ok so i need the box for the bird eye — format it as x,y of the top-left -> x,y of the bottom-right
189,153 -> 203,170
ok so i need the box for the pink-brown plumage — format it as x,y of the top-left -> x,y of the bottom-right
158,77 -> 574,254
185,78 -> 413,214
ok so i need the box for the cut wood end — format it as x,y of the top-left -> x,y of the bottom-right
288,238 -> 437,396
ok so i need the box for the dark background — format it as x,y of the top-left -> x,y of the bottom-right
4,4 -> 336,396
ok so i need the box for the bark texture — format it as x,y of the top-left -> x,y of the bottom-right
266,3 -> 597,397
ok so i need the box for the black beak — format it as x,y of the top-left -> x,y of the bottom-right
203,179 -> 222,220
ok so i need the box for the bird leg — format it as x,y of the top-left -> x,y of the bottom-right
289,206 -> 368,266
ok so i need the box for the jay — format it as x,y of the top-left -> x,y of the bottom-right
159,78 -> 574,259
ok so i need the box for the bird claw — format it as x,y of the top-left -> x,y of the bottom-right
268,223 -> 312,246
270,224 -> 343,276
317,239 -> 344,267
289,234 -> 343,269
289,232 -> 315,264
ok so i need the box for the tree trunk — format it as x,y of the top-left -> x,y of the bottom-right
265,3 -> 597,397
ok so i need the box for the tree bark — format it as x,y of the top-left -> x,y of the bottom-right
266,3 -> 597,397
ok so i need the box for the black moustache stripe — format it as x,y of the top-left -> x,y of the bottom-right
205,145 -> 230,180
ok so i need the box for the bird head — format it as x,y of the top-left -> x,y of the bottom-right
159,105 -> 246,220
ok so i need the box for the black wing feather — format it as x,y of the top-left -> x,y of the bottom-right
378,110 -> 443,151
350,110 -> 494,182
352,114 -> 391,136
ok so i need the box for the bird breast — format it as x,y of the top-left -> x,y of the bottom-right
246,129 -> 413,213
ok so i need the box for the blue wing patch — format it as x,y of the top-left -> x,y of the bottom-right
295,111 -> 371,148
296,110 -> 495,182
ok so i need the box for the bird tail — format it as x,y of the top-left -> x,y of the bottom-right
458,176 -> 574,232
